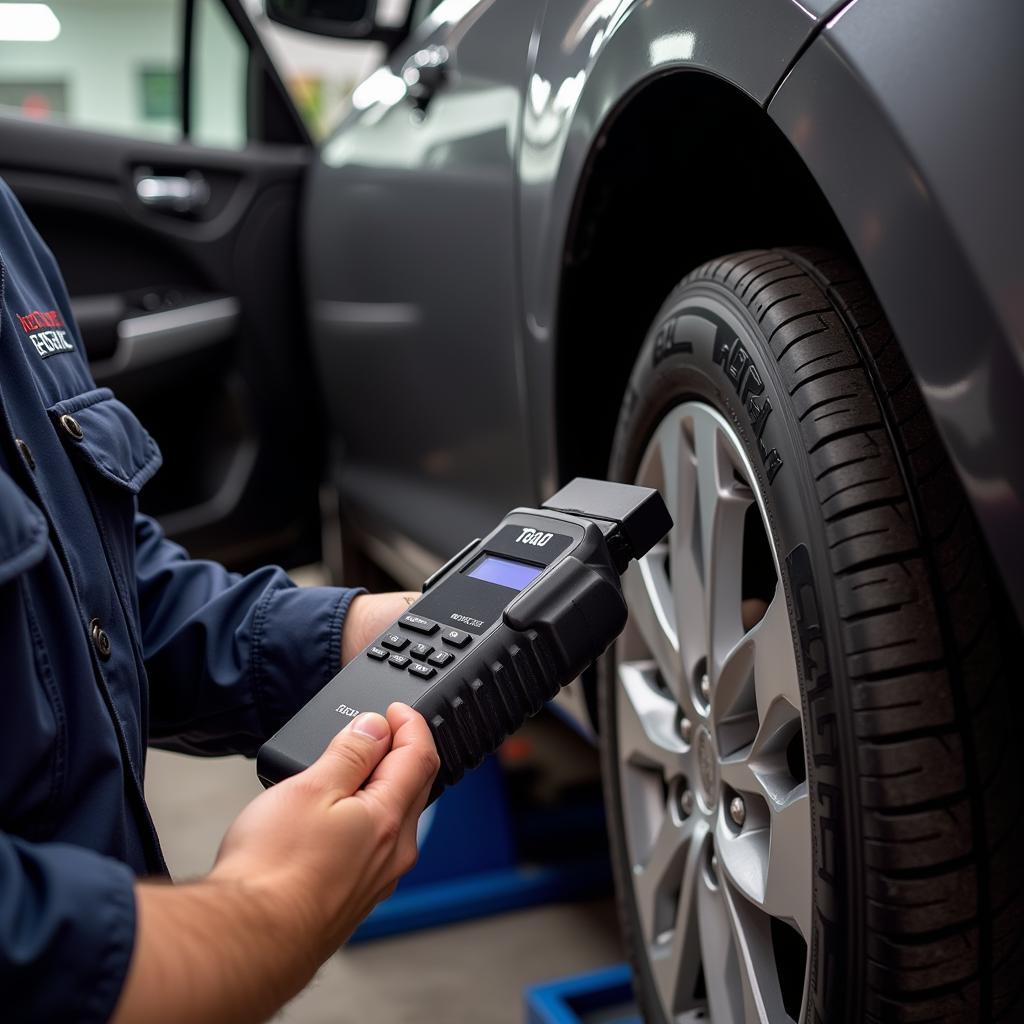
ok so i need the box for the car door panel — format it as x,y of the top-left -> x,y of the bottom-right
305,0 -> 547,569
0,116 -> 321,571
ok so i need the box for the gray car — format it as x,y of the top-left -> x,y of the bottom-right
1,0 -> 1020,1021
294,1 -> 1023,1021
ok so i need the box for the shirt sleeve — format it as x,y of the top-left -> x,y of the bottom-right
0,832 -> 136,1024
135,513 -> 364,757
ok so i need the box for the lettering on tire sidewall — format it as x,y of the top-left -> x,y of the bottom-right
651,307 -> 785,485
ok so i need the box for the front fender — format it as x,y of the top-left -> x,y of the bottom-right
517,0 -> 842,497
769,0 -> 1024,620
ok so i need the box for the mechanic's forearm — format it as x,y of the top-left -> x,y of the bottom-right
113,877 -> 319,1024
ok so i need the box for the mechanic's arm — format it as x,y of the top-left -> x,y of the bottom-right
134,512 -> 416,755
115,703 -> 438,1024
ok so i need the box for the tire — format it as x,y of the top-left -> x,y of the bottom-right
599,248 -> 1022,1023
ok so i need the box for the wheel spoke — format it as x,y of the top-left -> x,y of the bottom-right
622,562 -> 683,702
714,794 -> 770,912
762,783 -> 812,940
718,749 -> 761,796
751,588 -> 801,719
663,417 -> 707,690
616,662 -> 685,777
643,818 -> 708,1015
716,764 -> 811,942
643,409 -> 683,532
697,871 -> 745,1024
720,878 -> 792,1023
712,636 -> 756,758
714,586 -> 801,761
691,412 -> 750,683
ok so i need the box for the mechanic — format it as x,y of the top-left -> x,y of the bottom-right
0,178 -> 440,1022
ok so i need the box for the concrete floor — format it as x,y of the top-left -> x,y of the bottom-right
146,728 -> 624,1022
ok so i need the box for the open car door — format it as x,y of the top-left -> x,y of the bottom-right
0,0 -> 322,571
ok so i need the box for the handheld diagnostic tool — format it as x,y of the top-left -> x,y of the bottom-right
257,478 -> 671,795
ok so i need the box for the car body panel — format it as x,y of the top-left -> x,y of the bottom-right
518,0 -> 841,500
307,0 -> 846,576
309,0 -> 1023,622
769,0 -> 1024,619
305,0 -> 547,573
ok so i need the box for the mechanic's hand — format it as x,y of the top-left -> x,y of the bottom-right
211,703 -> 439,960
341,591 -> 420,665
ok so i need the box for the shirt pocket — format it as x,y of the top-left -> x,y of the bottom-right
47,388 -> 163,621
0,468 -> 66,835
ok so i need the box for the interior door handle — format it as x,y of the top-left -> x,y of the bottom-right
135,170 -> 210,214
86,296 -> 240,382
402,45 -> 450,114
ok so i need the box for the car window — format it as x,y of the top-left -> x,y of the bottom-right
0,0 -> 249,149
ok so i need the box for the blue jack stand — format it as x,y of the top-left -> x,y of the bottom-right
351,753 -> 611,942
524,964 -> 639,1024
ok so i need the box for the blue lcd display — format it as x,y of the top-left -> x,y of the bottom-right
467,555 -> 544,592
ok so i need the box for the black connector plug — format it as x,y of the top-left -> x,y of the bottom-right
542,477 -> 672,570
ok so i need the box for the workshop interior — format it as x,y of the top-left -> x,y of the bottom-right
1,0 -> 1021,1022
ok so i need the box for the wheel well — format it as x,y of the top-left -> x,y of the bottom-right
556,71 -> 847,729
556,70 -> 846,488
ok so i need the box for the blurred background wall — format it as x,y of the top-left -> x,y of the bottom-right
0,0 -> 413,145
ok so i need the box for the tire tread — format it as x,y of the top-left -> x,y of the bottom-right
683,248 -> 1020,1022
604,247 -> 1020,1024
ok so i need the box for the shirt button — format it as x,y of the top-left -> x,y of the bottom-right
90,618 -> 112,661
60,414 -> 84,440
15,438 -> 36,471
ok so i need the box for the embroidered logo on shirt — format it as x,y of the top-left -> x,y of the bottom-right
17,308 -> 75,359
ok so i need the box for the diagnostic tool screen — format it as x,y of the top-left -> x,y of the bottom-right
467,555 -> 543,592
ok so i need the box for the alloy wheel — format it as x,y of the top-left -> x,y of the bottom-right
615,401 -> 811,1023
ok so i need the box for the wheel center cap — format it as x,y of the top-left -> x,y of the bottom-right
695,725 -> 719,810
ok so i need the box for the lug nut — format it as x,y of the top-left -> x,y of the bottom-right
729,795 -> 746,828
679,789 -> 695,817
700,672 -> 711,702
679,716 -> 693,743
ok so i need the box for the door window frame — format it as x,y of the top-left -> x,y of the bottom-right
183,0 -> 310,148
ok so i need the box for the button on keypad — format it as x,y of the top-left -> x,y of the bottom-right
407,662 -> 436,680
388,654 -> 411,669
381,632 -> 409,652
427,650 -> 454,668
409,642 -> 434,661
398,613 -> 438,635
440,627 -> 472,648
367,645 -> 389,660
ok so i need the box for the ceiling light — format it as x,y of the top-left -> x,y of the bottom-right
0,4 -> 61,42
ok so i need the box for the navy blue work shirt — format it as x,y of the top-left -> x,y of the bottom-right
0,180 -> 362,1021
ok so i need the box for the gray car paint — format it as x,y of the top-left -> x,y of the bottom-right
308,0 -> 838,569
770,0 -> 1024,620
305,0 -> 546,575
307,0 -> 1023,619
518,0 -> 838,503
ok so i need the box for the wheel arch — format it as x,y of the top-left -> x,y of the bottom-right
553,69 -> 846,493
551,71 -> 849,730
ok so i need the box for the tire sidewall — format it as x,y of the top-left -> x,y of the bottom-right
600,279 -> 851,1023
